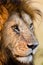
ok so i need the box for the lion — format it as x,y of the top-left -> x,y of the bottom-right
0,0 -> 41,65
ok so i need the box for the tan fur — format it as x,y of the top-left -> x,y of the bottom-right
0,0 -> 41,65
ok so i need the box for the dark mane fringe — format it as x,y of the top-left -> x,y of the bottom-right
0,0 -> 42,20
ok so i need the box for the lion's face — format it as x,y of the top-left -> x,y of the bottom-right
2,12 -> 38,64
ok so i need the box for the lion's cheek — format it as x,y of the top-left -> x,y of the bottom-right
12,41 -> 30,57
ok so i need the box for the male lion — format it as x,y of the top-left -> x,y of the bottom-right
0,0 -> 41,65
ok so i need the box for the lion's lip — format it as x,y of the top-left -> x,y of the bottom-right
15,52 -> 33,58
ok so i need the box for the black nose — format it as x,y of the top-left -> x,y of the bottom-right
27,43 -> 38,50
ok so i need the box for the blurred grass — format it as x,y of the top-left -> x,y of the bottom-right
32,0 -> 43,65
34,48 -> 43,65
34,10 -> 43,65
34,19 -> 43,65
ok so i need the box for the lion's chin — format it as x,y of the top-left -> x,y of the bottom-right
16,54 -> 33,64
6,55 -> 33,65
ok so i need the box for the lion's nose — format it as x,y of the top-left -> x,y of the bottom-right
27,43 -> 39,50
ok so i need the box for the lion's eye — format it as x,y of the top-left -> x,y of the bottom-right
11,25 -> 20,34
29,23 -> 33,30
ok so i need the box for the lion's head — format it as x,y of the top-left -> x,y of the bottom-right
0,0 -> 42,65
1,11 -> 38,65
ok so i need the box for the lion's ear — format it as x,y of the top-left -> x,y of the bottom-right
0,5 -> 9,31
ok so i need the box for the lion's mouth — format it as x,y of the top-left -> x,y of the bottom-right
16,44 -> 38,64
15,52 -> 33,58
15,42 -> 39,58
